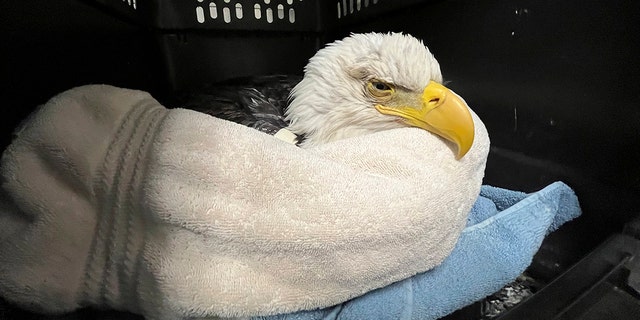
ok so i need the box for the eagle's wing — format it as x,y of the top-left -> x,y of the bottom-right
169,75 -> 301,136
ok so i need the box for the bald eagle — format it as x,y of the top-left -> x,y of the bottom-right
175,32 -> 475,159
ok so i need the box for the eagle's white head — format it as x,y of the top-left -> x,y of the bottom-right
285,32 -> 475,159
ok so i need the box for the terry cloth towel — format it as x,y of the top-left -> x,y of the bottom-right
253,181 -> 581,320
0,85 -> 489,319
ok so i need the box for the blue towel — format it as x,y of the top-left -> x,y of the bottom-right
254,181 -> 581,320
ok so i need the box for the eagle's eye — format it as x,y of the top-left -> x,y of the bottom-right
373,82 -> 390,90
367,80 -> 395,98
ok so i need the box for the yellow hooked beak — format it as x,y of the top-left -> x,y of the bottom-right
375,81 -> 475,159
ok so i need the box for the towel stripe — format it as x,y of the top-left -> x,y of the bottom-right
81,100 -> 168,311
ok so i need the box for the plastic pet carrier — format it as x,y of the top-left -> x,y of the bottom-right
1,0 -> 640,319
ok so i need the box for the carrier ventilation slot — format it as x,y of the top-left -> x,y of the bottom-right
337,0 -> 378,19
196,0 -> 301,24
123,0 -> 137,10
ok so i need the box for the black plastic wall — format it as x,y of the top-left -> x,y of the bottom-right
1,0 -> 165,149
159,32 -> 318,90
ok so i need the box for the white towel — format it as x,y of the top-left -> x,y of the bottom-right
0,85 -> 489,319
